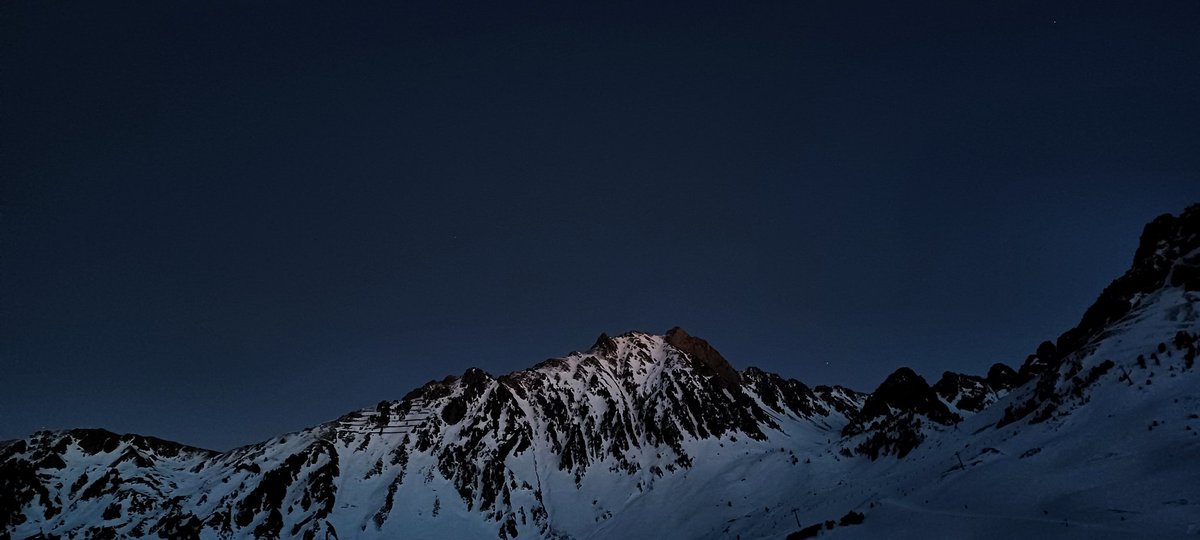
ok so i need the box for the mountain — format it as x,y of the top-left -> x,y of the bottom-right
3,204 -> 1198,539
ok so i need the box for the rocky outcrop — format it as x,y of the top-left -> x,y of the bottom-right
985,363 -> 1018,389
1052,204 -> 1200,366
844,368 -> 961,459
664,326 -> 741,386
1003,204 -> 1200,427
932,366 -> 1016,414
848,368 -> 961,432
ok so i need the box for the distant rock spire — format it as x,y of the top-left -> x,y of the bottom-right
591,333 -> 618,355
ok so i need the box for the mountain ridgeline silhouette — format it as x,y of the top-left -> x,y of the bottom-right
3,204 -> 1199,539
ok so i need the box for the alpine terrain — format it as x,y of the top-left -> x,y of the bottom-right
3,204 -> 1200,539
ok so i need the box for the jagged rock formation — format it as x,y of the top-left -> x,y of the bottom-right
933,369 -> 1014,413
1002,203 -> 1200,428
842,368 -> 960,459
663,326 -> 742,386
1029,203 -> 1200,375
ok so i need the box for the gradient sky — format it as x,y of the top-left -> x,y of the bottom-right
3,1 -> 1199,451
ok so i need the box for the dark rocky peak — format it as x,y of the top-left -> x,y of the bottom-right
1132,203 -> 1200,280
846,368 -> 960,435
931,361 -> 1017,415
844,368 -> 962,460
664,326 -> 741,386
591,333 -> 618,355
995,205 -> 1199,428
1017,340 -> 1059,382
931,371 -> 979,397
985,362 -> 1018,390
403,375 -> 459,401
436,368 -> 495,425
1052,204 -> 1200,364
740,366 -> 773,379
461,367 -> 492,389
931,372 -> 998,413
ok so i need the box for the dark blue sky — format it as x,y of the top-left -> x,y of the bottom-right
3,1 -> 1198,450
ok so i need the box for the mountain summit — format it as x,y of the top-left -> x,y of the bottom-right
3,204 -> 1199,539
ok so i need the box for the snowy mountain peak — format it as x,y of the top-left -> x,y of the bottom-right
4,205 -> 1200,539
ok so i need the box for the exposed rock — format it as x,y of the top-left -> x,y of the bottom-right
591,333 -> 618,355
845,367 -> 961,459
1055,204 -> 1200,362
985,363 -> 1018,390
848,368 -> 960,433
787,523 -> 824,539
1002,204 -> 1200,427
932,372 -> 1000,413
838,510 -> 865,526
664,326 -> 741,386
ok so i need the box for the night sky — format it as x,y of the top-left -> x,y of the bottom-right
3,1 -> 1198,451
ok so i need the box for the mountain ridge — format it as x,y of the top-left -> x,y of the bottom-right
3,203 -> 1199,539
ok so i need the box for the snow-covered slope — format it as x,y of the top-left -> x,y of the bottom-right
3,204 -> 1198,539
1,330 -> 865,540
